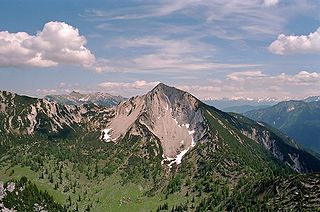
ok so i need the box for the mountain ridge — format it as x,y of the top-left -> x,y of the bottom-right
244,99 -> 320,153
1,84 -> 320,211
45,91 -> 126,108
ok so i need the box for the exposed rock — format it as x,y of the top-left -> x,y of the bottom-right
103,83 -> 208,163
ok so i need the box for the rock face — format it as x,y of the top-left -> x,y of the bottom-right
45,91 -> 126,108
0,90 -> 106,136
232,114 -> 320,173
104,83 -> 208,162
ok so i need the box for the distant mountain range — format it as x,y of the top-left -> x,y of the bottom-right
223,104 -> 271,113
45,91 -> 126,107
203,99 -> 276,111
244,99 -> 320,153
204,96 -> 320,113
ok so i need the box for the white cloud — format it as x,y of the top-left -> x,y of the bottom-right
269,27 -> 320,55
94,36 -> 260,73
35,89 -> 58,95
90,0 -> 311,41
226,71 -> 266,81
264,0 -> 280,7
0,21 -> 95,68
82,1 -> 190,21
98,80 -> 160,97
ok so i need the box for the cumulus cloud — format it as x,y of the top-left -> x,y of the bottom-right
268,27 -> 320,55
98,80 -> 160,97
0,21 -> 95,68
264,0 -> 280,7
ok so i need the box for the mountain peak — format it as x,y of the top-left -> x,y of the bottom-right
69,91 -> 82,96
104,83 -> 205,162
151,83 -> 175,93
150,83 -> 190,102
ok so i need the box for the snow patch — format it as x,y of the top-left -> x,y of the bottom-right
166,145 -> 195,168
287,106 -> 295,112
188,130 -> 195,135
257,122 -> 264,126
191,137 -> 195,147
79,97 -> 89,102
162,137 -> 195,168
172,148 -> 189,166
102,128 -> 112,142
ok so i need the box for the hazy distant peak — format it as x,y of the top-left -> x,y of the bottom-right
45,91 -> 126,107
304,96 -> 320,102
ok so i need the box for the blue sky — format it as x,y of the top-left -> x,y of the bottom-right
0,0 -> 320,101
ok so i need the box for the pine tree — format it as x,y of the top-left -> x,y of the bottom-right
54,182 -> 58,190
68,195 -> 72,207
49,174 -> 53,183
75,203 -> 79,212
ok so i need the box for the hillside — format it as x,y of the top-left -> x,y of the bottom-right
1,85 -> 320,211
244,100 -> 320,153
45,91 -> 126,108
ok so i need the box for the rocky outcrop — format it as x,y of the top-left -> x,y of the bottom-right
240,126 -> 315,173
102,83 -> 208,165
0,90 -> 108,136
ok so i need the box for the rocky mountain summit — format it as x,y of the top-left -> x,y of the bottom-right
103,83 -> 207,165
